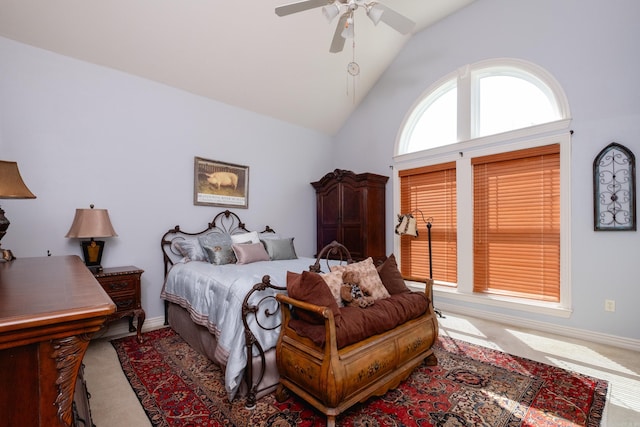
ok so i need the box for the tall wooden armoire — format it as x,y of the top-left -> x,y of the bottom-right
311,169 -> 388,262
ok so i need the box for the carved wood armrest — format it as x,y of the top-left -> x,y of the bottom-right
402,276 -> 435,305
276,294 -> 332,318
275,294 -> 339,356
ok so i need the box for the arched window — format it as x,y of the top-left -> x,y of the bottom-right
394,59 -> 572,317
397,58 -> 569,154
401,78 -> 457,153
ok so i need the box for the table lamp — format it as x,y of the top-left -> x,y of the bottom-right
66,204 -> 118,273
0,160 -> 37,262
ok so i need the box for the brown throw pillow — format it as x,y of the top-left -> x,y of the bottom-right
376,254 -> 410,294
286,271 -> 341,324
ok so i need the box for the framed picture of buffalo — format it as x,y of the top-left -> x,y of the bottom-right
194,157 -> 249,208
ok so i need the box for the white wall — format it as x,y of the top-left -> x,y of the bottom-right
2,0 -> 639,344
334,0 -> 640,341
0,36 -> 334,320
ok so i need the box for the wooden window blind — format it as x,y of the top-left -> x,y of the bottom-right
472,144 -> 560,301
399,162 -> 457,284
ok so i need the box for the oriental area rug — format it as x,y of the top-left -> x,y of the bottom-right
111,327 -> 607,427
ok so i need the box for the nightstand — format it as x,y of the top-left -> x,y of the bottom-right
94,266 -> 145,343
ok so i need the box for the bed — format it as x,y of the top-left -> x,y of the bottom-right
160,210 -> 348,407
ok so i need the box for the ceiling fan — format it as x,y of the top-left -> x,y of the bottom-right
275,0 -> 416,53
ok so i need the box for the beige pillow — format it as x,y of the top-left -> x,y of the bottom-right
331,257 -> 390,301
232,242 -> 270,264
320,269 -> 345,307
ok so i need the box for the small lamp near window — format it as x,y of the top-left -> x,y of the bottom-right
0,160 -> 37,262
395,209 -> 443,318
66,204 -> 118,273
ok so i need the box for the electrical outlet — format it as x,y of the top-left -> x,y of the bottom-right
604,299 -> 616,312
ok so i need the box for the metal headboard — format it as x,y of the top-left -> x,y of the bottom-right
160,209 -> 273,277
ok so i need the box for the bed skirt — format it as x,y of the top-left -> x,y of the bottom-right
166,301 -> 280,401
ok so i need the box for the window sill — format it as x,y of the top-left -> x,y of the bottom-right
406,281 -> 572,319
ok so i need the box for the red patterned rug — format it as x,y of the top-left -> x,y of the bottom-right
111,327 -> 607,426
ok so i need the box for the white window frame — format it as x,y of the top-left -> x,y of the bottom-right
393,58 -> 573,318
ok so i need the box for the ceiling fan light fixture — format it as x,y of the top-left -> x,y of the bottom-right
367,4 -> 384,25
322,3 -> 341,22
274,0 -> 415,53
341,16 -> 355,39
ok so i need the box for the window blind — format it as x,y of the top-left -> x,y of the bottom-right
472,144 -> 560,301
399,162 -> 457,284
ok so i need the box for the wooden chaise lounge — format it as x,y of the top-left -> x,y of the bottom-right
274,242 -> 439,426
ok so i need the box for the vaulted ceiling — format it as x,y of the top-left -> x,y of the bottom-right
0,0 -> 474,135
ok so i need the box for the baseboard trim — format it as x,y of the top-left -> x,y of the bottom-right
94,316 -> 166,340
97,309 -> 640,354
437,302 -> 640,352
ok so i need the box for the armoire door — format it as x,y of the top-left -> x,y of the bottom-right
312,169 -> 388,262
340,182 -> 364,259
317,182 -> 340,251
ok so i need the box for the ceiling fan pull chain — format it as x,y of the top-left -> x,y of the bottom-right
352,73 -> 357,105
346,73 -> 349,97
348,27 -> 359,104
352,38 -> 356,104
346,72 -> 357,104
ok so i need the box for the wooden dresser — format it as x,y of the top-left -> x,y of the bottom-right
0,255 -> 116,427
312,169 -> 388,263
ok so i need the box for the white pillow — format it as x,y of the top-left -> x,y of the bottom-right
259,232 -> 281,240
231,231 -> 260,244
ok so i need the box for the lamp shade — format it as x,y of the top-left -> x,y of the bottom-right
367,4 -> 384,25
322,3 -> 341,22
341,17 -> 354,39
0,161 -> 36,199
65,206 -> 118,238
395,213 -> 418,237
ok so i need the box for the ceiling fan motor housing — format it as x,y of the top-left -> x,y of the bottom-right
275,0 -> 416,53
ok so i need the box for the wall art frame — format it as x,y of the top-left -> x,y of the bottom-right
194,157 -> 249,208
593,142 -> 636,231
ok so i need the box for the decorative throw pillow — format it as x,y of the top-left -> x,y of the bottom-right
376,254 -> 410,294
286,271 -> 341,324
199,231 -> 231,247
202,244 -> 237,265
231,231 -> 260,244
319,269 -> 345,307
331,257 -> 390,301
261,237 -> 298,260
232,242 -> 270,264
198,232 -> 234,264
172,238 -> 207,262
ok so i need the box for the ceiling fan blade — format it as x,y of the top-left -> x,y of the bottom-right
329,13 -> 349,53
275,0 -> 330,17
377,3 -> 416,35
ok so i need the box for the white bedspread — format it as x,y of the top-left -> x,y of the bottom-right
160,257 -> 324,400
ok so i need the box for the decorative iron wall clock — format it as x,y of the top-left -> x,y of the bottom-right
593,142 -> 636,231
